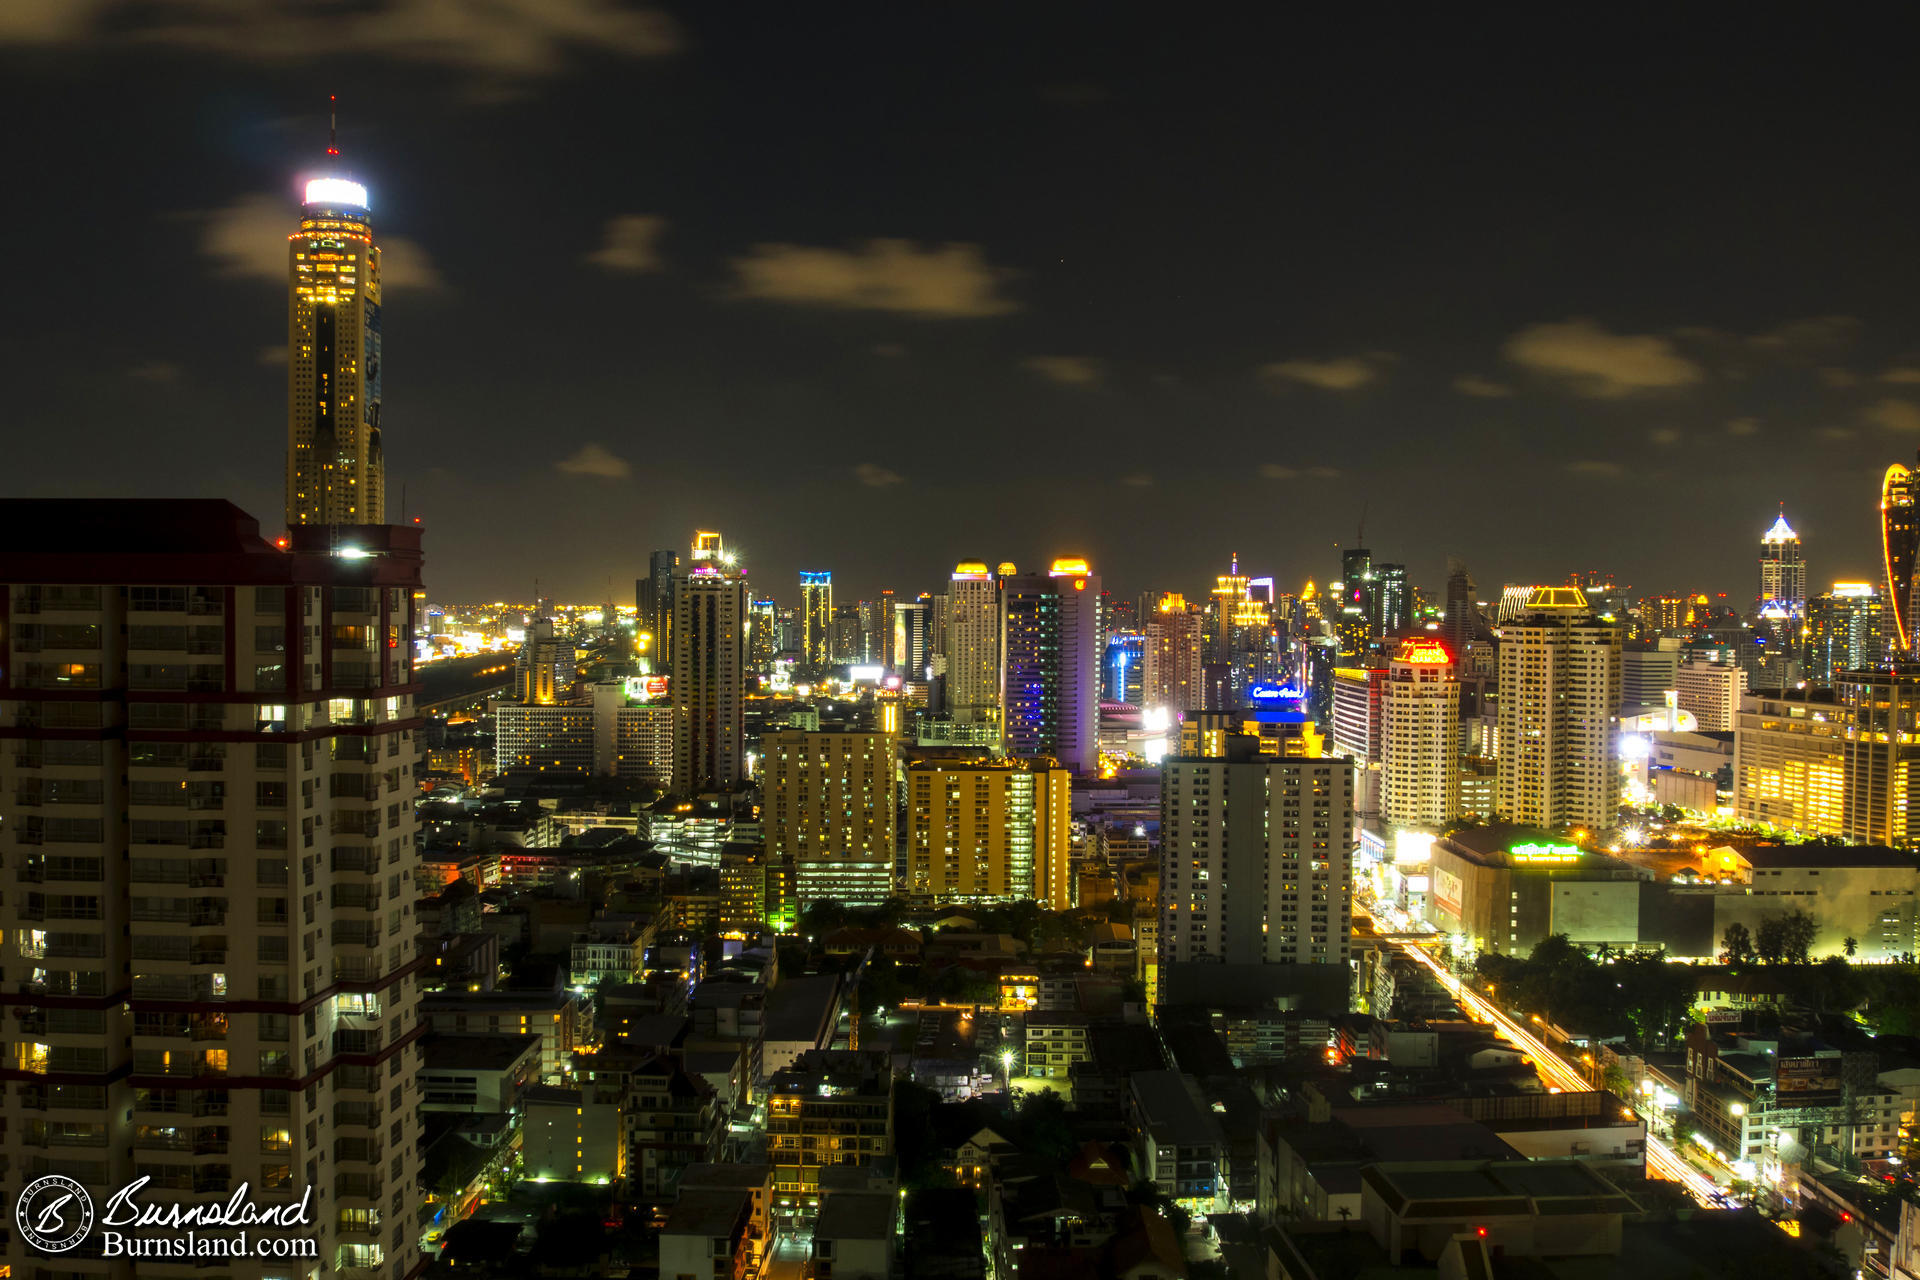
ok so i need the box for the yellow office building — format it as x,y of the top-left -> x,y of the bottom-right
906,754 -> 1073,907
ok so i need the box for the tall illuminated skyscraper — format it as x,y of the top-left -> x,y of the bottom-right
1381,637 -> 1459,828
1883,458 -> 1919,657
1373,563 -> 1408,636
285,127 -> 384,527
1143,593 -> 1203,711
1001,560 -> 1102,774
1496,587 -> 1622,829
1759,510 -> 1806,617
637,548 -> 679,672
673,539 -> 747,793
1806,583 -> 1887,685
800,571 -> 833,670
947,562 -> 1004,728
1160,735 -> 1354,967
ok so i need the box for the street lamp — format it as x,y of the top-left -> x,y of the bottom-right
1000,1048 -> 1016,1087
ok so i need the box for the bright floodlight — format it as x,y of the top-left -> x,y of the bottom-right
305,178 -> 369,209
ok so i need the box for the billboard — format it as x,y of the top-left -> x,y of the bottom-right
1776,1055 -> 1842,1098
1434,868 -> 1464,920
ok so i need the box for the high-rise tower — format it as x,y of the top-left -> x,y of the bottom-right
1143,593 -> 1203,711
1381,637 -> 1460,828
285,114 -> 384,528
0,501 -> 426,1280
1496,587 -> 1622,829
947,562 -> 1004,728
1000,560 -> 1102,774
799,571 -> 833,671
1883,458 -> 1919,656
1759,510 -> 1806,617
673,538 -> 747,793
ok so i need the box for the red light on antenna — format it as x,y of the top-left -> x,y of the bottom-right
1475,1227 -> 1487,1238
274,536 -> 289,549
412,517 -> 421,524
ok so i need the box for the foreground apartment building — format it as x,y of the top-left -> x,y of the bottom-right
0,499 -> 426,1280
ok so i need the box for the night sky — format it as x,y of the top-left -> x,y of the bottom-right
5,7 -> 1918,606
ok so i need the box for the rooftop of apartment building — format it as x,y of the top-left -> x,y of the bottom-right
814,1189 -> 895,1243
0,498 -> 423,577
761,972 -> 842,1044
1361,1157 -> 1636,1217
660,1189 -> 752,1238
1129,1070 -> 1224,1148
681,1161 -> 773,1192
769,1048 -> 893,1096
422,1033 -> 543,1073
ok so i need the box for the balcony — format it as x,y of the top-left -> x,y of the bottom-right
333,1028 -> 383,1055
334,1174 -> 384,1201
18,1085 -> 108,1112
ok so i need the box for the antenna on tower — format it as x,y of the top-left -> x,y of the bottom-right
1356,499 -> 1369,550
327,95 -> 339,157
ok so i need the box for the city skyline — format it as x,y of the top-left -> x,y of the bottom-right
6,11 -> 1920,599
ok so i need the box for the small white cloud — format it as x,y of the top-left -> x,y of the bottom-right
1820,426 -> 1858,441
1881,367 -> 1920,384
855,463 -> 905,487
1452,374 -> 1514,398
1259,356 -> 1382,392
258,344 -> 287,366
1022,355 -> 1103,387
379,237 -> 444,290
1727,417 -> 1761,437
1565,460 -> 1626,478
1119,472 -> 1153,488
1648,427 -> 1682,446
584,214 -> 668,273
1504,318 -> 1703,397
871,342 -> 908,358
1865,398 -> 1920,433
554,443 -> 631,479
128,360 -> 180,383
1259,463 -> 1341,480
730,240 -> 1018,317
1819,367 -> 1860,389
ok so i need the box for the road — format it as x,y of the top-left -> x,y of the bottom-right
1370,913 -> 1722,1207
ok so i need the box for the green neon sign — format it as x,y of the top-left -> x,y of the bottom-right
1509,842 -> 1581,863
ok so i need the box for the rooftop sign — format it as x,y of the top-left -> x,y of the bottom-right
1509,842 -> 1581,863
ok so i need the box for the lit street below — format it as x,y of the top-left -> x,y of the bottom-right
1365,909 -> 1724,1207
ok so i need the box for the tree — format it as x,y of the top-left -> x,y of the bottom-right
1720,922 -> 1754,965
1780,909 -> 1818,965
1754,915 -> 1786,965
1843,935 -> 1858,958
1011,1089 -> 1075,1163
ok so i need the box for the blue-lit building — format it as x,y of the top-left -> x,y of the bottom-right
1104,631 -> 1144,705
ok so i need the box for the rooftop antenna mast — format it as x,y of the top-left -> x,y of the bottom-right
327,95 -> 339,157
1356,499 -> 1368,550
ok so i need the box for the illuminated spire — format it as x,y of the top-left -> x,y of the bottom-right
1762,508 -> 1798,544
